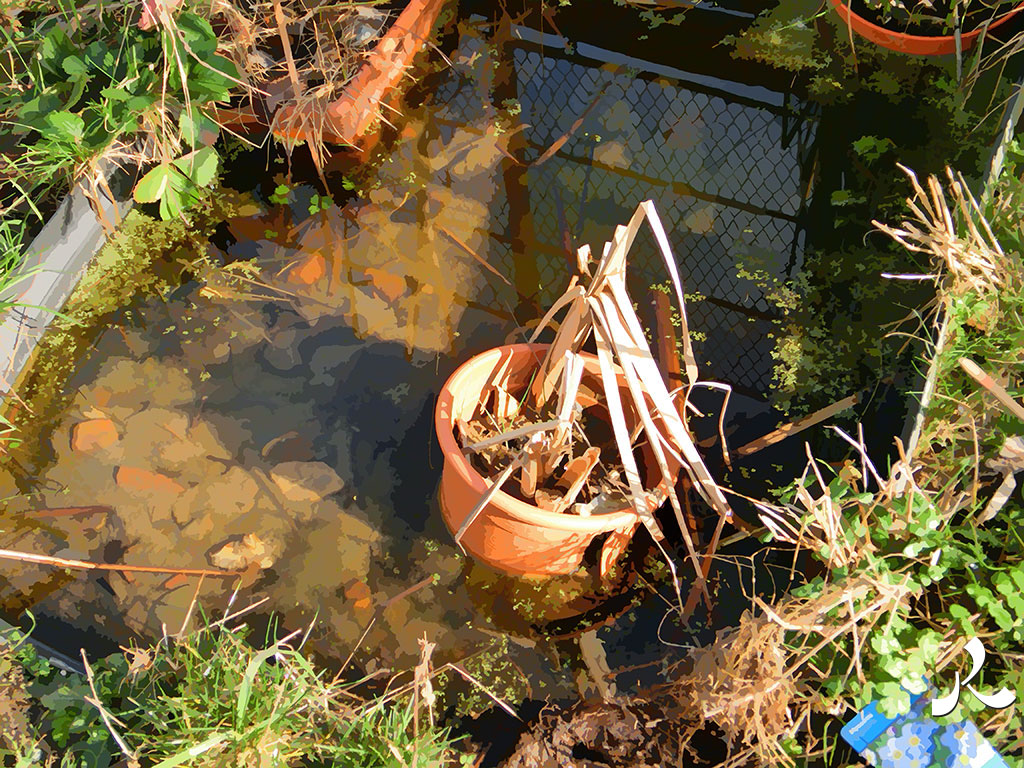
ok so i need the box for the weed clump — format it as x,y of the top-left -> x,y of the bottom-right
695,160 -> 1024,765
0,614 -> 457,767
675,613 -> 796,765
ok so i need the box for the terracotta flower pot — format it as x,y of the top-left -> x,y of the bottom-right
273,0 -> 447,146
829,0 -> 1024,55
435,344 -> 678,579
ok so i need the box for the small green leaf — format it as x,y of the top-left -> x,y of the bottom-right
870,632 -> 901,656
851,134 -> 895,162
781,738 -> 803,756
1009,566 -> 1024,593
879,655 -> 907,678
174,12 -> 219,56
158,185 -> 185,220
61,55 -> 87,77
134,164 -> 173,204
66,78 -> 89,113
948,603 -> 971,621
987,600 -> 1015,631
127,94 -> 156,113
100,87 -> 133,102
830,189 -> 866,207
827,477 -> 851,498
172,146 -> 218,188
39,27 -> 77,73
269,184 -> 290,205
188,54 -> 238,103
46,111 -> 85,142
179,111 -> 219,147
903,541 -> 925,557
966,583 -> 993,607
153,165 -> 202,220
876,682 -> 911,717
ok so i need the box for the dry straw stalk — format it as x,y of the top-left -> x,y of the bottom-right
527,200 -> 734,598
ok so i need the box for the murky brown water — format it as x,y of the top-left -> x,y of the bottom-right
0,14 -> 819,703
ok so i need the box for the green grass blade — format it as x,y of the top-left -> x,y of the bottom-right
150,733 -> 229,768
235,645 -> 279,727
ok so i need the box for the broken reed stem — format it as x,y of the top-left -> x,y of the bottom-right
959,357 -> 1024,424
462,417 -> 563,453
331,576 -> 435,688
369,633 -> 518,716
413,633 -> 436,750
272,0 -> 327,183
453,449 -> 528,548
26,506 -> 114,519
829,426 -> 885,490
0,548 -> 241,577
682,505 -> 730,616
735,393 -> 860,457
651,290 -> 703,541
449,663 -> 522,721
437,226 -> 513,287
782,590 -> 905,680
650,290 -> 687,403
903,312 -> 951,468
527,87 -> 607,168
177,572 -> 207,637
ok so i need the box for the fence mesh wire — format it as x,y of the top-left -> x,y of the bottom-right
431,30 -> 818,398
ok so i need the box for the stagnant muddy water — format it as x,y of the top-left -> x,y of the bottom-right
0,15 -> 820,705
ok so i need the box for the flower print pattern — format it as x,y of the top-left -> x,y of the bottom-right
902,719 -> 940,751
877,736 -> 911,767
875,719 -> 938,768
938,721 -> 986,768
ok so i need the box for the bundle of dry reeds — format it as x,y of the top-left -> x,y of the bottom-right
874,165 -> 1008,298
527,201 -> 734,589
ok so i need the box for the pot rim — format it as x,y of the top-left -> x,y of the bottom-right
829,0 -> 1024,54
435,343 -> 641,534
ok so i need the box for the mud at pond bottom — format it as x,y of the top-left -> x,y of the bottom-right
0,102 -> 602,708
501,692 -> 726,768
0,289 -> 576,699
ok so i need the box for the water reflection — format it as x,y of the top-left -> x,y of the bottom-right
0,12 -> 816,692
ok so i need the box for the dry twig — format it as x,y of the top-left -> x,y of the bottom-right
82,650 -> 141,767
0,547 -> 241,577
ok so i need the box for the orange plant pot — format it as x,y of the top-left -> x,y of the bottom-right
435,344 -> 678,579
273,0 -> 447,146
829,0 -> 1024,55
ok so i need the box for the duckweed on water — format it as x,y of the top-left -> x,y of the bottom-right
1,188 -> 258,482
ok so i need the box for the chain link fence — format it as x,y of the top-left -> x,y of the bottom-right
430,28 -> 818,398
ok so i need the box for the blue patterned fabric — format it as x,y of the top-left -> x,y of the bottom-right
843,693 -> 1009,768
